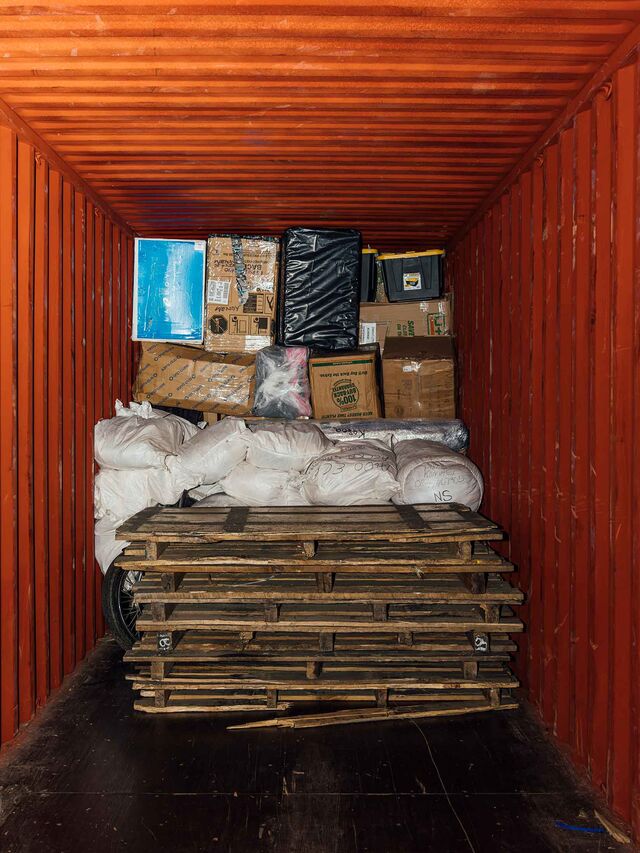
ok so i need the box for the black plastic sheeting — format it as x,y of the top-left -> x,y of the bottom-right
277,227 -> 361,351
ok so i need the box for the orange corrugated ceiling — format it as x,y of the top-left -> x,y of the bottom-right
0,1 -> 638,248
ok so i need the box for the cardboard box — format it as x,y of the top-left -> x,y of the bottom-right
134,342 -> 255,415
204,235 -> 279,353
309,347 -> 381,419
382,336 -> 455,419
358,321 -> 387,352
133,238 -> 207,344
359,297 -> 451,351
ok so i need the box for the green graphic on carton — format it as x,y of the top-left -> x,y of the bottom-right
426,313 -> 446,335
332,378 -> 360,410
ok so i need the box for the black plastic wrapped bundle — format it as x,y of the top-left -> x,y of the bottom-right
277,227 -> 361,351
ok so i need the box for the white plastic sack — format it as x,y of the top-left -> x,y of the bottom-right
95,402 -> 197,470
174,417 -> 248,485
220,462 -> 309,506
94,514 -> 129,574
188,482 -> 224,501
246,421 -> 332,472
94,461 -> 196,520
303,440 -> 399,505
393,439 -> 483,510
193,493 -> 246,507
115,399 -> 198,436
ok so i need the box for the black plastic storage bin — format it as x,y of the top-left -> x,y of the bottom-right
277,226 -> 362,351
360,248 -> 378,301
378,249 -> 444,301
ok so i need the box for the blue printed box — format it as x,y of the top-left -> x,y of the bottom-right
133,238 -> 207,343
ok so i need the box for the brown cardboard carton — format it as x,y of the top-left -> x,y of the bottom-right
358,321 -> 387,352
382,336 -> 455,418
134,342 -> 255,415
309,347 -> 381,419
204,235 -> 279,353
359,296 -> 451,352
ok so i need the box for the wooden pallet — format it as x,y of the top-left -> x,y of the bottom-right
130,657 -> 517,685
125,630 -> 517,665
116,503 -> 503,546
130,571 -> 523,604
119,503 -> 522,724
133,679 -> 517,714
116,540 -> 508,574
135,604 -> 522,637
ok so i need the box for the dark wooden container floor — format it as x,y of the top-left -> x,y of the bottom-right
0,639 -> 629,853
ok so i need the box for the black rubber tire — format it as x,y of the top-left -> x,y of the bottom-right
102,563 -> 143,650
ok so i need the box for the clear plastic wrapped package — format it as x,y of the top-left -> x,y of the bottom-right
315,418 -> 469,453
252,345 -> 312,419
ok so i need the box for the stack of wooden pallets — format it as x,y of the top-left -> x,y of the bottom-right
118,503 -> 523,727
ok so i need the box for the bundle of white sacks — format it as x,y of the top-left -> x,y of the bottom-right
94,402 -> 483,573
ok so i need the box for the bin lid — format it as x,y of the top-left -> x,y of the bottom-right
362,248 -> 378,255
377,249 -> 445,261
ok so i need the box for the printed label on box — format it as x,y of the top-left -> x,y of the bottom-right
426,313 -> 447,335
207,279 -> 231,305
332,379 -> 360,411
360,322 -> 377,344
244,335 -> 272,352
403,272 -> 422,291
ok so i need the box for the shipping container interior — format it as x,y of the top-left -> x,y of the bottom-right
0,1 -> 639,846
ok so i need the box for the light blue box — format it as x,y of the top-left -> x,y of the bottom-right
133,238 -> 206,343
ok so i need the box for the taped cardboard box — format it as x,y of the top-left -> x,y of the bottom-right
382,336 -> 455,419
309,346 -> 381,420
134,342 -> 255,415
359,297 -> 451,352
204,235 -> 279,353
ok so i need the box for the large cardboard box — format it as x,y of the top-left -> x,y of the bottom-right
359,297 -> 451,352
309,347 -> 381,419
204,235 -> 279,353
134,342 -> 255,415
382,336 -> 456,418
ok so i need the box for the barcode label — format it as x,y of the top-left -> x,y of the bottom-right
207,279 -> 230,305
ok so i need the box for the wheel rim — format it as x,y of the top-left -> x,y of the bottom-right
117,570 -> 143,639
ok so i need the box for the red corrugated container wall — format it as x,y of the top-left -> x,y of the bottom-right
448,54 -> 640,838
0,124 -> 135,744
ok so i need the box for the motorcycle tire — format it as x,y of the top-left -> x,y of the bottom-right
102,562 -> 143,650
